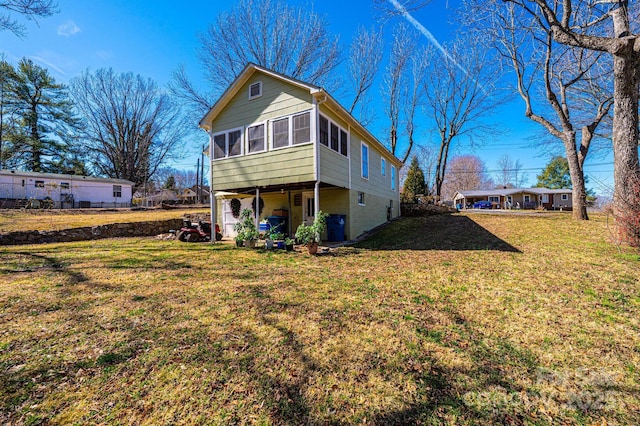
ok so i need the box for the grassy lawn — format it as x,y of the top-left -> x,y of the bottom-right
1,212 -> 638,424
0,208 -> 209,233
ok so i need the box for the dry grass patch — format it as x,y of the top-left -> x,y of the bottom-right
1,212 -> 639,424
0,208 -> 208,233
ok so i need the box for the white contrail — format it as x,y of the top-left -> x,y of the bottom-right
387,0 -> 465,73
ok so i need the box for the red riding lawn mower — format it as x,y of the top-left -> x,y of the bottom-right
174,219 -> 222,243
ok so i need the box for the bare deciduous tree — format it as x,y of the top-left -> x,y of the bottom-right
383,23 -> 425,163
171,0 -> 340,116
0,0 -> 57,37
441,154 -> 494,201
70,68 -> 189,186
425,39 -> 501,200
495,153 -> 527,188
475,2 -> 614,220
471,0 -> 640,235
347,26 -> 384,126
154,167 -> 200,191
496,153 -> 516,188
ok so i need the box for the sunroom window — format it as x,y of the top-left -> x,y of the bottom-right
293,112 -> 310,144
248,124 -> 265,153
273,118 -> 289,148
213,128 -> 243,159
319,114 -> 348,157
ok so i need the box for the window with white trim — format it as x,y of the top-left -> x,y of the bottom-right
339,129 -> 348,156
35,180 -> 44,188
247,123 -> 265,153
391,166 -> 396,191
293,112 -> 310,144
524,195 -> 531,203
361,143 -> 369,179
213,128 -> 243,159
271,111 -> 312,149
319,115 -> 329,146
273,117 -> 289,148
358,192 -> 365,206
489,196 -> 499,203
381,158 -> 386,176
113,185 -> 122,198
561,194 -> 568,201
248,81 -> 262,100
60,182 -> 70,189
319,114 -> 348,157
330,123 -> 339,151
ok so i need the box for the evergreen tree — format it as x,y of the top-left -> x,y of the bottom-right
11,58 -> 78,172
0,59 -> 18,168
402,155 -> 427,202
535,156 -> 572,189
163,175 -> 176,190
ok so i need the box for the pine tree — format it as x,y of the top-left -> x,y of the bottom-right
0,59 -> 18,168
402,155 -> 427,202
11,58 -> 78,172
535,157 -> 572,189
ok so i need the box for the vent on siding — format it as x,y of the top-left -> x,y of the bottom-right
249,81 -> 262,100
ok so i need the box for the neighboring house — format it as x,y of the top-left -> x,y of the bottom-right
199,63 -> 402,240
143,189 -> 179,206
177,186 -> 210,204
178,187 -> 197,204
0,169 -> 133,208
453,188 -> 574,210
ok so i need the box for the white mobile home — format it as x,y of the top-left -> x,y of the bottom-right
0,170 -> 134,208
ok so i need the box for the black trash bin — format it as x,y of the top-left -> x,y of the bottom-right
326,214 -> 346,242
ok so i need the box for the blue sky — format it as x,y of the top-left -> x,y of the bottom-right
0,0 -> 615,194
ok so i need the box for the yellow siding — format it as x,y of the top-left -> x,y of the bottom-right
212,73 -> 313,134
349,191 -> 395,240
213,144 -> 314,191
319,146 -> 349,188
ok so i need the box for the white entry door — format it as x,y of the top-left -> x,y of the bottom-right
302,192 -> 315,225
222,198 -> 252,237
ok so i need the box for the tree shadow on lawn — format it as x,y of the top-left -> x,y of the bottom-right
0,251 -> 88,284
2,273 -> 625,424
239,284 -> 559,424
354,214 -> 521,252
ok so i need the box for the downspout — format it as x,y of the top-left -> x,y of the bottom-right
313,93 -> 327,218
208,130 -> 216,244
255,187 -> 260,230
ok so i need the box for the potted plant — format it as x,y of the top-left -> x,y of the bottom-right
233,208 -> 259,248
234,232 -> 244,248
295,211 -> 328,254
244,228 -> 259,248
264,228 -> 275,249
284,237 -> 295,252
271,232 -> 285,249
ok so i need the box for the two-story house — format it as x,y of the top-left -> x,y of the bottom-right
199,63 -> 402,241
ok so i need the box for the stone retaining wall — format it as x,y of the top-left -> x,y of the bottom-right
0,219 -> 184,246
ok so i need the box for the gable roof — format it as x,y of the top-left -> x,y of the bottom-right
198,63 -> 403,167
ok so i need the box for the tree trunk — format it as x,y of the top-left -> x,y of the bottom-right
563,135 -> 589,220
612,49 -> 640,217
